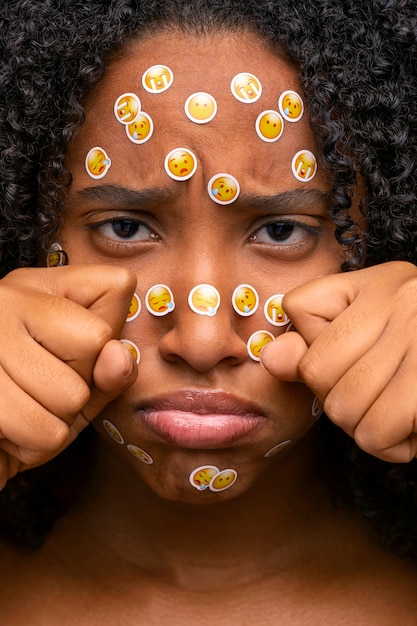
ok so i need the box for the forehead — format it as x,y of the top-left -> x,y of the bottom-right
68,31 -> 323,193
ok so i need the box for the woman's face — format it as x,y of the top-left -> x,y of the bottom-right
61,31 -> 345,501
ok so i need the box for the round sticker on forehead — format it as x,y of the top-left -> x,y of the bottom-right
114,93 -> 141,125
126,112 -> 154,144
185,92 -> 217,124
230,72 -> 262,103
208,173 -> 240,205
256,110 -> 284,142
164,148 -> 197,181
85,146 -> 111,179
292,150 -> 317,182
142,64 -> 174,93
278,90 -> 304,123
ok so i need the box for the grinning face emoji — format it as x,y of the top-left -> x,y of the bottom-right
232,284 -> 259,317
247,330 -> 275,361
278,90 -> 304,122
230,72 -> 262,103
209,469 -> 238,492
208,173 -> 240,205
189,465 -> 220,490
126,112 -> 154,144
292,150 -> 317,182
114,93 -> 141,124
264,294 -> 290,327
185,92 -> 217,124
165,148 -> 197,181
85,147 -> 111,179
188,284 -> 221,316
145,284 -> 175,316
142,64 -> 174,93
256,110 -> 284,142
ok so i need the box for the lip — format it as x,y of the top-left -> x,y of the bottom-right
135,390 -> 267,449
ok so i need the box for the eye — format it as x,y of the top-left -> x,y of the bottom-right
96,219 -> 156,242
249,220 -> 315,245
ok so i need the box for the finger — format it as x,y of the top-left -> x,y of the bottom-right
260,332 -> 308,382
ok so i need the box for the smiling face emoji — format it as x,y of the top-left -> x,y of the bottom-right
165,148 -> 197,181
145,284 -> 175,316
188,284 -> 221,316
232,284 -> 259,316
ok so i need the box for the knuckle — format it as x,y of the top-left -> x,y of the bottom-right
323,392 -> 351,430
297,354 -> 321,390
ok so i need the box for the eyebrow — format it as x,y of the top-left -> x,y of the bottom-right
74,184 -> 175,207
236,188 -> 330,213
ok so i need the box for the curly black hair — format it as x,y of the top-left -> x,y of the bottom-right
1,0 -> 417,555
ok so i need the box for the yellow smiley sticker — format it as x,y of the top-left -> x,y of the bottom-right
85,146 -> 111,179
127,444 -> 154,464
126,293 -> 141,322
232,284 -> 259,317
164,148 -> 197,181
247,330 -> 274,361
189,465 -> 220,491
230,72 -> 262,103
120,339 -> 141,365
255,110 -> 284,142
292,150 -> 317,182
208,173 -> 240,205
188,284 -> 221,316
142,64 -> 173,93
264,294 -> 290,327
209,469 -> 238,492
103,419 -> 124,444
114,93 -> 141,124
278,90 -> 304,122
145,284 -> 175,316
126,112 -> 154,144
185,92 -> 217,124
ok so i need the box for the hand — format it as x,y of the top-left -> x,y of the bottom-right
0,265 -> 138,489
261,261 -> 417,463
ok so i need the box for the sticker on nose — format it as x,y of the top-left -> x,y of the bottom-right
232,284 -> 259,317
145,284 -> 175,316
188,284 -> 220,316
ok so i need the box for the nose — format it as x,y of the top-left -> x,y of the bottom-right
157,301 -> 248,372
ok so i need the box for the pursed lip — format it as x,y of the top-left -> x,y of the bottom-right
134,389 -> 267,449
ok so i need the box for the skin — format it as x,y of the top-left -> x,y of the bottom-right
1,31 -> 417,624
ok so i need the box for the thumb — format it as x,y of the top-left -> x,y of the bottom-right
261,331 -> 308,382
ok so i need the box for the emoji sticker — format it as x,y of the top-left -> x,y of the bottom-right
264,440 -> 292,458
145,284 -> 175,316
103,419 -> 124,444
46,242 -> 68,267
312,396 -> 323,418
185,92 -> 217,124
230,72 -> 262,103
126,112 -> 154,144
127,444 -> 154,464
208,173 -> 240,205
164,148 -> 197,181
278,90 -> 304,122
126,293 -> 141,322
232,284 -> 259,317
188,284 -> 221,316
209,469 -> 238,492
247,330 -> 274,361
85,147 -> 111,179
142,65 -> 173,93
292,150 -> 317,182
120,339 -> 141,365
189,465 -> 220,491
114,93 -> 141,124
255,110 -> 284,142
264,294 -> 290,327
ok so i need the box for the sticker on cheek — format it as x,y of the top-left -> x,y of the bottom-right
120,339 -> 141,365
255,110 -> 284,142
114,93 -> 141,125
85,147 -> 111,179
312,396 -> 324,418
208,173 -> 240,205
278,90 -> 304,122
164,148 -> 197,181
126,112 -> 154,144
230,72 -> 262,103
126,293 -> 141,322
292,150 -> 317,182
264,440 -> 292,458
127,444 -> 153,464
264,294 -> 290,327
247,330 -> 274,361
142,64 -> 173,93
103,419 -> 124,444
189,465 -> 219,491
188,284 -> 220,316
185,92 -> 217,124
145,284 -> 175,316
232,284 -> 259,317
209,468 -> 237,492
